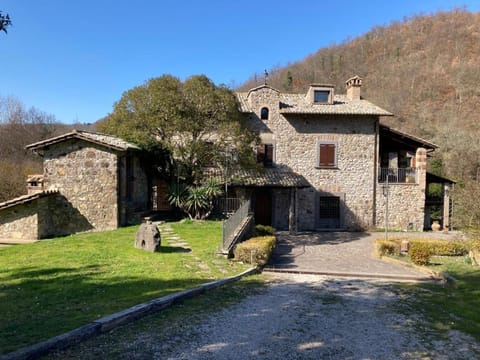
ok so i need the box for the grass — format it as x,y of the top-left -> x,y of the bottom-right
399,255 -> 480,341
47,274 -> 267,359
0,220 -> 250,355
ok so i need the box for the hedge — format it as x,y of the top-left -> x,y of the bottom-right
233,236 -> 276,265
375,238 -> 469,257
409,242 -> 432,265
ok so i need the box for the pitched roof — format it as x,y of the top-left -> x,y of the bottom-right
380,124 -> 438,150
205,167 -> 310,188
0,190 -> 59,211
236,92 -> 393,116
26,130 -> 141,152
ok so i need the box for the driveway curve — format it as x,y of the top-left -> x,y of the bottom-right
266,232 -> 431,280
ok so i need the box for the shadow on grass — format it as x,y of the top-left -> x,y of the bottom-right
48,277 -> 444,360
402,266 -> 480,341
0,264 -> 212,355
160,246 -> 192,253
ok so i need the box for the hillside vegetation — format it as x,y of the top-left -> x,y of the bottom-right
240,9 -> 480,231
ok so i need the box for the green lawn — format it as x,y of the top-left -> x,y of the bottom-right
0,220 -> 250,355
402,256 -> 480,341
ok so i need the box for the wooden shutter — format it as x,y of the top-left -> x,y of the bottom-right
319,143 -> 336,167
257,144 -> 274,167
264,144 -> 274,167
257,145 -> 265,164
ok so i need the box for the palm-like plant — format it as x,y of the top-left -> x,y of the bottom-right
168,180 -> 222,220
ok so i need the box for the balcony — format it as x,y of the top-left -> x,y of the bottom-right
378,167 -> 417,184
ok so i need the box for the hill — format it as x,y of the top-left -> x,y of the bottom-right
240,10 -> 480,187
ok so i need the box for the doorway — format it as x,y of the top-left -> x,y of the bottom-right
254,190 -> 272,226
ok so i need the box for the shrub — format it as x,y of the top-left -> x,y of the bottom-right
376,240 -> 400,257
254,224 -> 276,236
409,242 -> 432,265
430,241 -> 469,256
377,238 -> 469,257
233,236 -> 276,265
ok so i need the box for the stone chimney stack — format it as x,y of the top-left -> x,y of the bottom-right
346,75 -> 362,100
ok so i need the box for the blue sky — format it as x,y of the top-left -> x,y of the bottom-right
1,1 -> 479,124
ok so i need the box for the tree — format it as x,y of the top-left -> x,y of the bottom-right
0,11 -> 12,34
98,74 -> 258,184
0,96 -> 63,201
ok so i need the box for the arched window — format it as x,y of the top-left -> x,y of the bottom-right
260,107 -> 269,120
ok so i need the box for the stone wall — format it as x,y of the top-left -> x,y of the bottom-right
0,192 -> 95,240
375,184 -> 425,231
245,86 -> 377,230
0,201 -> 40,239
43,139 -> 120,231
375,148 -> 427,231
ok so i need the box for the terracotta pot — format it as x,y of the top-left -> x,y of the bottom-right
431,220 -> 441,232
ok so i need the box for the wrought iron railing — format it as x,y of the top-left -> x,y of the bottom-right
378,167 -> 417,184
214,197 -> 242,214
222,200 -> 250,252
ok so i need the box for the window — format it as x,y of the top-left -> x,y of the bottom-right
257,144 -> 274,167
314,90 -> 331,104
317,142 -> 337,168
318,195 -> 341,228
260,107 -> 269,120
319,196 -> 340,219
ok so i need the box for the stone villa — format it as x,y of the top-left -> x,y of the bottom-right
0,76 -> 454,240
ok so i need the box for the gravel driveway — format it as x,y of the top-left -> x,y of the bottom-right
51,273 -> 480,360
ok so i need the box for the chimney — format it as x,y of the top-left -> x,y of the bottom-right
26,174 -> 44,195
346,75 -> 362,100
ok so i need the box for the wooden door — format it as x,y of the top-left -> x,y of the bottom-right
255,190 -> 272,226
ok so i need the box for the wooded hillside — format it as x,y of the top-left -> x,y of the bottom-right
240,9 -> 480,230
242,10 -> 479,177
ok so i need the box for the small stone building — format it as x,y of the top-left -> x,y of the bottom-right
234,76 -> 452,232
0,130 -> 151,240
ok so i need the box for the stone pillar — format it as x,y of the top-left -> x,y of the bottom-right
289,188 -> 297,234
443,183 -> 452,231
416,148 -> 427,190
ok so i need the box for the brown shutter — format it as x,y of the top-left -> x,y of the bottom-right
257,145 -> 265,164
265,144 -> 274,167
319,143 -> 335,167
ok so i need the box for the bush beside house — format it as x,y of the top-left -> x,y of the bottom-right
375,237 -> 472,265
233,236 -> 276,265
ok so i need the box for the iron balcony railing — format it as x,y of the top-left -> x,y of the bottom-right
222,200 -> 250,252
378,167 -> 417,184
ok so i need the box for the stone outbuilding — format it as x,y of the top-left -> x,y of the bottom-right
0,130 -> 151,240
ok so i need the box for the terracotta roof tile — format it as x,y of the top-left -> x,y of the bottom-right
26,130 -> 140,152
205,167 -> 310,188
0,190 -> 59,211
236,92 -> 392,116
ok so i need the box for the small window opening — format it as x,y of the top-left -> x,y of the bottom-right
260,107 -> 269,120
314,90 -> 331,103
257,144 -> 274,167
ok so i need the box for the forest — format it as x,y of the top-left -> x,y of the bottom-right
1,9 -> 479,231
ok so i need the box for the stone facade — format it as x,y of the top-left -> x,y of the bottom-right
43,139 -> 120,231
0,199 -> 42,239
0,131 -> 151,241
375,148 -> 427,231
42,138 -> 150,232
238,81 -> 433,232
243,86 -> 378,230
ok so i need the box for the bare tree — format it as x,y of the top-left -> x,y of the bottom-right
0,11 -> 12,34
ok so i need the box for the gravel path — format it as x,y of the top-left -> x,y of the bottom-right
150,273 -> 478,360
56,273 -> 479,360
